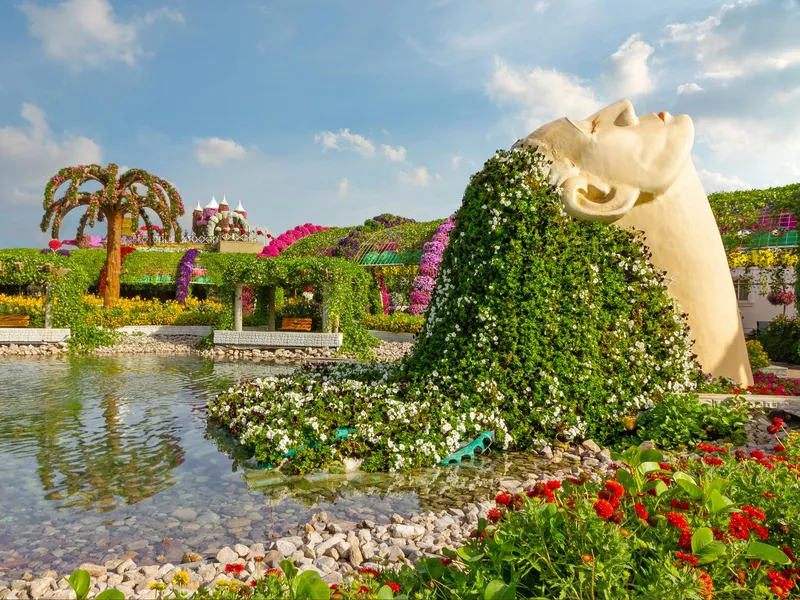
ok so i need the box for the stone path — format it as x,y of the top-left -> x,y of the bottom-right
698,393 -> 800,415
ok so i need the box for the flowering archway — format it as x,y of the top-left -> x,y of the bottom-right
205,211 -> 253,238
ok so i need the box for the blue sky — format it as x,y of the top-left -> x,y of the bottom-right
1,0 -> 799,248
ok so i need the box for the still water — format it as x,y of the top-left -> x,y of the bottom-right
0,355 -> 549,578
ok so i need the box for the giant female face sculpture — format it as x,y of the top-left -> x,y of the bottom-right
514,99 -> 753,385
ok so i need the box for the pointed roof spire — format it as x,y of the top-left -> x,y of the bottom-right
206,196 -> 218,209
236,200 -> 245,212
220,194 -> 229,207
194,200 -> 202,211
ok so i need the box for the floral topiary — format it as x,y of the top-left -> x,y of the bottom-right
210,148 -> 699,472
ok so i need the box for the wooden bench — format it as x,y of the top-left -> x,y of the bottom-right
278,317 -> 313,332
0,315 -> 30,328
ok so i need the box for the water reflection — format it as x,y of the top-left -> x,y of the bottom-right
0,355 -> 551,579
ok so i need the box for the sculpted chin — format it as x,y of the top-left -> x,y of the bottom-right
513,99 -> 753,386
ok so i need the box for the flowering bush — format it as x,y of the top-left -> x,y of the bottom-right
408,216 -> 454,315
257,224 -> 328,259
748,339 -> 772,371
387,419 -> 800,599
405,148 -> 697,445
175,248 -> 199,304
82,296 -> 223,328
363,312 -> 424,334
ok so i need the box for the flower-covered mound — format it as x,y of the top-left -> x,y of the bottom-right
210,147 -> 703,473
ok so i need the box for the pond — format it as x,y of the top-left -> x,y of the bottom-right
0,355 -> 556,579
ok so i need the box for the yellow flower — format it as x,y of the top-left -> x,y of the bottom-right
751,249 -> 775,268
148,582 -> 167,591
216,579 -> 231,588
172,571 -> 190,587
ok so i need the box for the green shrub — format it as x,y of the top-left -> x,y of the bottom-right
754,316 -> 800,364
630,394 -> 749,449
748,339 -> 772,370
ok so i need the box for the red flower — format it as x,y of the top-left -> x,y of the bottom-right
439,558 -> 453,565
495,492 -> 512,507
358,568 -> 379,578
729,513 -> 754,540
775,444 -> 786,453
593,499 -> 614,519
266,568 -> 283,577
605,480 -> 625,500
634,503 -> 649,520
386,582 -> 401,593
760,459 -> 776,471
679,529 -> 693,550
224,563 -> 245,574
667,512 -> 689,529
783,547 -> 798,563
659,462 -> 672,471
764,492 -> 777,498
48,239 -> 62,250
545,480 -> 562,491
750,449 -> 766,460
676,551 -> 699,566
487,508 -> 502,524
742,505 -> 766,522
250,580 -> 258,587
670,499 -> 691,511
768,570 -> 795,598
697,572 -> 714,600
773,417 -> 785,428
704,456 -> 723,466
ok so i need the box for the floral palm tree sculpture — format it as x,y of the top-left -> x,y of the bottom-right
40,163 -> 184,307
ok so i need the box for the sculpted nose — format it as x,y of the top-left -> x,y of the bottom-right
658,111 -> 673,124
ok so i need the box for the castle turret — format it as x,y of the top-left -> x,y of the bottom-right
192,201 -> 203,236
202,196 -> 219,221
235,200 -> 247,220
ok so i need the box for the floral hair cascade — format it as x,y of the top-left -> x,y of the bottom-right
257,224 -> 328,259
407,214 -> 456,316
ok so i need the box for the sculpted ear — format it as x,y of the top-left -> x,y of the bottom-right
559,174 -> 640,223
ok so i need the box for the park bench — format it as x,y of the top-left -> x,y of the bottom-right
0,315 -> 30,328
278,317 -> 313,332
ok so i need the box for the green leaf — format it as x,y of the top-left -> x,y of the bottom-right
616,468 -> 635,491
691,527 -> 726,564
484,580 -> 515,600
66,570 -> 91,600
457,546 -> 485,563
640,449 -> 664,464
673,472 -> 703,500
280,559 -> 298,581
95,590 -> 126,600
709,489 -> 735,515
747,542 -> 792,565
637,461 -> 661,476
294,570 -> 331,599
653,480 -> 668,497
377,585 -> 395,599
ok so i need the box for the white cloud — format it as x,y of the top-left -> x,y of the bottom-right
381,144 -> 407,162
698,169 -> 750,193
677,82 -> 703,95
398,166 -> 433,187
667,0 -> 800,80
487,56 -> 602,130
338,177 -> 350,197
314,128 -> 375,157
19,0 -> 183,69
602,34 -> 655,99
534,1 -> 550,14
0,103 -> 102,206
194,137 -> 247,166
451,155 -> 463,169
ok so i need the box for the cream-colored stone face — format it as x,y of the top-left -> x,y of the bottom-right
513,99 -> 753,385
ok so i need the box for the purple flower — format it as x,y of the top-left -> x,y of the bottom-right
412,275 -> 436,293
175,248 -> 199,304
422,241 -> 446,255
57,248 -> 71,257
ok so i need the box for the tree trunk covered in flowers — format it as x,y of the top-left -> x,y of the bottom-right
103,210 -> 123,308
